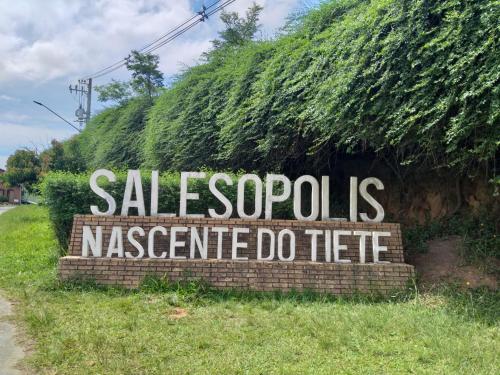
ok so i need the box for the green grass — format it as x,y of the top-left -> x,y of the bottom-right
0,206 -> 498,374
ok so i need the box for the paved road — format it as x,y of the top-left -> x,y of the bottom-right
0,206 -> 26,375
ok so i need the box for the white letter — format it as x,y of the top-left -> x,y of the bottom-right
148,226 -> 167,258
293,175 -> 320,221
333,230 -> 351,263
353,231 -> 371,264
321,176 -> 347,221
212,227 -> 229,259
257,228 -> 275,260
179,172 -> 206,217
151,170 -> 175,217
232,228 -> 249,260
126,226 -> 145,259
237,174 -> 263,219
359,177 -> 385,223
372,231 -> 391,263
90,169 -> 116,216
121,170 -> 146,216
325,229 -> 332,262
170,226 -> 188,259
265,174 -> 291,220
82,226 -> 102,257
349,177 -> 358,222
190,227 -> 208,259
208,173 -> 233,219
305,229 -> 323,261
277,229 -> 295,261
106,226 -> 124,258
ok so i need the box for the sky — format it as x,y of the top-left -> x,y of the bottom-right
0,0 -> 322,169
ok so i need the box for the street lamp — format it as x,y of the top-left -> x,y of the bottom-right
33,100 -> 82,133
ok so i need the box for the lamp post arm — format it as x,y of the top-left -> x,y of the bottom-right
33,101 -> 82,133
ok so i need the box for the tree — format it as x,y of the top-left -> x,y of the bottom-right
40,138 -> 86,174
95,52 -> 163,105
212,2 -> 263,49
95,80 -> 132,105
3,149 -> 41,188
40,140 -> 65,173
126,51 -> 164,101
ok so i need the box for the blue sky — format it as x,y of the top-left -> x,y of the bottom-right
0,0 -> 321,169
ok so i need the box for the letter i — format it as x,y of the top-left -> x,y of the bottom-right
349,177 -> 358,222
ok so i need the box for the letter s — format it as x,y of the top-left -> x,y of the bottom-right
359,177 -> 384,223
90,169 -> 117,216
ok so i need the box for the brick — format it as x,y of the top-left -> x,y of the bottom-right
60,215 -> 415,295
58,256 -> 414,295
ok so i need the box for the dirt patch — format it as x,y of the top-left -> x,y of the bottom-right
408,236 -> 497,289
168,308 -> 188,320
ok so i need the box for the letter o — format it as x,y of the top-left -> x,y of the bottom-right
237,174 -> 263,219
293,175 -> 320,221
277,229 -> 295,261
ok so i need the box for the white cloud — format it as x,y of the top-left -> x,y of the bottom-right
0,122 -> 75,151
0,0 -> 300,83
0,95 -> 18,102
0,112 -> 31,122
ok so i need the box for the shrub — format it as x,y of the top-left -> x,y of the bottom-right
0,195 -> 9,203
40,171 -> 294,248
402,212 -> 500,264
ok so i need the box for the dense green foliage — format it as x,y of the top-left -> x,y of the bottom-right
0,206 -> 499,374
125,50 -> 164,100
211,2 -> 263,49
95,51 -> 164,104
94,79 -> 132,105
77,97 -> 153,169
69,0 -> 498,175
41,171 -> 293,248
2,149 -> 41,188
40,139 -> 86,174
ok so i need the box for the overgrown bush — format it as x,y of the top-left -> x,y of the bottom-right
40,171 -> 294,248
77,96 -> 153,169
63,0 -> 498,177
403,212 -> 500,264
0,195 -> 9,203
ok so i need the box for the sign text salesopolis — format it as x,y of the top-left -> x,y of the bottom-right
82,169 -> 393,263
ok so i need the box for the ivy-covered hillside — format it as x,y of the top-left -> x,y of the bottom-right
73,0 -> 498,177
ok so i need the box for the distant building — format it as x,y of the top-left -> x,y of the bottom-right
0,169 -> 22,204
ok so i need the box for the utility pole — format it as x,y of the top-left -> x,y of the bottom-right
85,78 -> 92,124
69,78 -> 92,126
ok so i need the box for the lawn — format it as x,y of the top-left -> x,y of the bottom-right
0,206 -> 498,374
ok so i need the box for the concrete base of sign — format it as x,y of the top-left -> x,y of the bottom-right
59,256 -> 415,295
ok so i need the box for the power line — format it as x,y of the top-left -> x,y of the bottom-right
141,0 -> 235,54
83,0 -> 235,80
84,11 -> 202,79
141,18 -> 204,55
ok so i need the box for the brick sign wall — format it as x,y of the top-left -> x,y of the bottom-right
59,215 -> 414,294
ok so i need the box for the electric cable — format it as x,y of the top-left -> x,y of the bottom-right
82,0 -> 235,80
